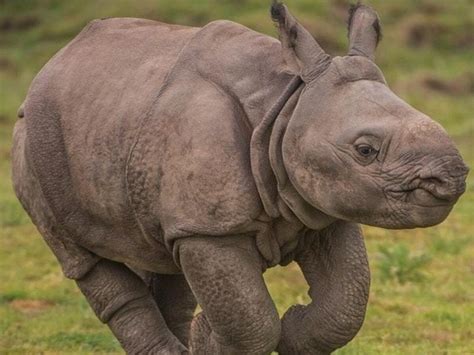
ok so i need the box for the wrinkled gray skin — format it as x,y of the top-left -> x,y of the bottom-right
11,2 -> 468,354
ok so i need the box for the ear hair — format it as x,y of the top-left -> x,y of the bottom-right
348,2 -> 382,45
270,1 -> 331,81
271,1 -> 297,48
347,3 -> 382,61
270,1 -> 285,25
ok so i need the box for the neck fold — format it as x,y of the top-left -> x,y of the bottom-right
250,78 -> 335,230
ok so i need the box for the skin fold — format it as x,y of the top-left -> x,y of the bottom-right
11,1 -> 468,354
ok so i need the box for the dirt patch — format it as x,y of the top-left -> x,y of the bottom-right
401,15 -> 447,48
0,57 -> 16,74
10,299 -> 55,314
443,291 -> 474,304
330,0 -> 350,22
421,72 -> 474,96
0,57 -> 14,69
0,15 -> 40,32
302,19 -> 345,55
423,330 -> 454,344
395,72 -> 474,97
399,14 -> 473,49
417,0 -> 446,15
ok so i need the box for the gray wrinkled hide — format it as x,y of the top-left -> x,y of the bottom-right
12,3 -> 468,354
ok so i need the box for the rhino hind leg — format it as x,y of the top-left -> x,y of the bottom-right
76,259 -> 188,354
12,118 -> 100,279
149,273 -> 197,346
13,119 -> 187,353
178,235 -> 281,355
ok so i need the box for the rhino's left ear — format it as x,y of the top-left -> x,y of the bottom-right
347,3 -> 382,61
271,1 -> 331,82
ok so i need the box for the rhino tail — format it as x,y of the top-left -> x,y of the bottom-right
17,102 -> 25,119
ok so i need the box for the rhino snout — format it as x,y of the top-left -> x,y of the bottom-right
385,155 -> 468,208
398,156 -> 469,207
416,160 -> 469,203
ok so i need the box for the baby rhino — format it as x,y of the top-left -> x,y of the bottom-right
12,2 -> 468,354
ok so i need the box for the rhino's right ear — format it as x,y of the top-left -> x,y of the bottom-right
271,1 -> 330,82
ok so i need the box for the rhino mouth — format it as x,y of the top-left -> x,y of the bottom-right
386,177 -> 464,207
419,178 -> 465,201
410,188 -> 453,207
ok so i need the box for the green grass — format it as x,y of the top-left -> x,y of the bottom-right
1,0 -> 473,353
377,243 -> 432,284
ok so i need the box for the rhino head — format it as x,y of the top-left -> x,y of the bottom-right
270,2 -> 469,229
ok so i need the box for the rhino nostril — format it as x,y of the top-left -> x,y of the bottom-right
424,177 -> 444,185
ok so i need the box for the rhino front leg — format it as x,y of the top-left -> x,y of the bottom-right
150,273 -> 197,346
177,235 -> 281,355
76,259 -> 187,354
278,222 -> 370,354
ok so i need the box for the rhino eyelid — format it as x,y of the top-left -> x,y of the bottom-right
355,132 -> 382,145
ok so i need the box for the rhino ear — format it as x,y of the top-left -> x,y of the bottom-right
347,3 -> 382,61
271,1 -> 330,82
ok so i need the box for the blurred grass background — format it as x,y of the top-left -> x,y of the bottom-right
0,0 -> 473,353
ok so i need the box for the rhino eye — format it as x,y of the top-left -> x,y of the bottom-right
356,144 -> 377,158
